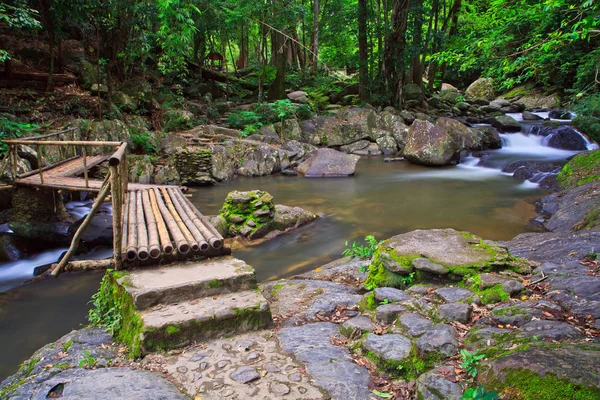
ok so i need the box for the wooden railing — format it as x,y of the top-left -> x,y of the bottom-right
1,128 -> 129,275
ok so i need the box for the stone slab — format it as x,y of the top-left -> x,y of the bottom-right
140,290 -> 272,353
123,256 -> 257,310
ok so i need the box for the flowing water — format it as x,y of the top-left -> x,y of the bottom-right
0,115 -> 596,380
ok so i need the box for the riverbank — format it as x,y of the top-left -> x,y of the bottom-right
2,148 -> 599,399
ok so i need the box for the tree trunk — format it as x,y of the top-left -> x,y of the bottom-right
267,31 -> 287,100
312,0 -> 319,74
358,0 -> 369,101
409,0 -> 424,86
384,0 -> 410,107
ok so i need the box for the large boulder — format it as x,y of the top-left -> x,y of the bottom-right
127,155 -> 155,184
465,78 -> 495,101
364,228 -> 529,290
297,148 -> 360,177
404,83 -> 425,103
376,111 -> 409,149
237,145 -> 290,177
118,78 -> 153,105
310,108 -> 375,147
403,120 -> 461,166
435,117 -> 485,151
491,115 -> 521,132
536,125 -> 587,150
219,190 -> 275,239
473,125 -> 502,149
287,91 -> 308,103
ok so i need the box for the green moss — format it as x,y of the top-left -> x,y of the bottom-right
208,279 -> 223,289
492,306 -> 527,317
364,245 -> 418,290
359,292 -> 377,311
573,206 -> 600,231
0,357 -> 41,398
557,149 -> 600,189
88,269 -> 144,357
488,369 -> 600,400
166,325 -> 181,335
367,345 -> 443,381
62,339 -> 73,352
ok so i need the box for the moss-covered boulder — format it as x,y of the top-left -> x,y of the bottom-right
479,346 -> 600,400
403,119 -> 461,166
557,149 -> 600,189
465,78 -> 495,102
364,229 -> 531,294
219,190 -> 276,239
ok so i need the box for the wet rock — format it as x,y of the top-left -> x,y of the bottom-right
522,111 -> 543,121
68,210 -> 113,246
297,148 -> 360,178
416,370 -> 463,400
363,333 -> 412,362
376,135 -> 399,155
341,316 -> 374,335
353,143 -> 382,156
376,304 -> 407,324
219,190 -> 276,239
438,303 -> 472,324
473,125 -> 502,149
0,233 -> 20,262
502,280 -> 524,296
231,366 -> 261,383
278,322 -> 372,399
548,109 -> 572,120
398,313 -> 433,337
502,160 -> 561,190
340,140 -> 370,154
534,181 -> 600,232
435,287 -> 473,303
375,111 -> 409,148
519,320 -> 582,340
465,78 -> 495,101
416,324 -> 459,357
436,117 -> 485,151
374,287 -> 412,303
412,257 -> 449,275
491,115 -> 521,132
538,125 -> 587,150
403,120 -> 461,166
272,205 -> 317,233
293,256 -> 368,284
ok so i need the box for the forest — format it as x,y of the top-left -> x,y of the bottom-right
0,1 -> 600,400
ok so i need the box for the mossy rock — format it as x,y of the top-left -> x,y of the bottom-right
219,190 -> 276,239
557,149 -> 600,189
364,229 -> 530,290
479,346 -> 600,400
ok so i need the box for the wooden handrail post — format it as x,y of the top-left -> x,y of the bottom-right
11,144 -> 17,178
51,173 -> 112,277
110,165 -> 123,270
36,144 -> 43,184
82,146 -> 88,188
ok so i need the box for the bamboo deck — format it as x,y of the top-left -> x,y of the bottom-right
14,155 -> 228,264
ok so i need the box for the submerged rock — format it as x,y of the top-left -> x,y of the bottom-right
297,148 -> 360,177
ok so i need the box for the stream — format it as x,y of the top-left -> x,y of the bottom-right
0,114 -> 596,380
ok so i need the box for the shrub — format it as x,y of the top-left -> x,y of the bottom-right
0,118 -> 40,157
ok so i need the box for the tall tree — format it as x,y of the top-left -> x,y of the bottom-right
358,0 -> 369,101
312,0 -> 319,74
384,0 -> 410,106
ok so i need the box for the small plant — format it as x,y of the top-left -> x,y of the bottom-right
0,118 -> 40,156
61,339 -> 73,353
400,272 -> 416,286
88,273 -> 123,335
78,350 -> 97,368
461,385 -> 499,400
380,298 -> 390,305
129,130 -> 158,155
460,349 -> 486,378
343,235 -> 383,273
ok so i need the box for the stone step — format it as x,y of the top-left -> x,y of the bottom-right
139,290 -> 272,353
120,256 -> 257,311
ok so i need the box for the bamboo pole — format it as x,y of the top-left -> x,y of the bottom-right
125,191 -> 138,261
121,191 -> 129,262
166,187 -> 209,251
153,187 -> 189,254
149,188 -> 173,254
51,259 -> 114,273
82,147 -> 88,187
4,139 -> 122,146
17,156 -> 79,179
36,145 -> 44,184
51,173 -> 112,277
109,143 -> 127,166
141,190 -> 161,259
12,145 -> 17,178
174,189 -> 224,249
160,187 -> 198,251
136,191 -> 149,260
110,165 -> 122,269
167,188 -> 213,250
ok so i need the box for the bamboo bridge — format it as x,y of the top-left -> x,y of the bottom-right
1,128 -> 227,276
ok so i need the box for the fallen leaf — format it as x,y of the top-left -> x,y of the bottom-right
315,267 -> 322,272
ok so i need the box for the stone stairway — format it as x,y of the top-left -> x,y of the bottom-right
111,256 -> 272,355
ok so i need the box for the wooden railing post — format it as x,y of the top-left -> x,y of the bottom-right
82,146 -> 88,187
11,144 -> 17,178
110,164 -> 122,269
36,144 -> 43,184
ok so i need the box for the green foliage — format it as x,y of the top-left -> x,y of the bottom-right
62,339 -> 73,353
0,2 -> 41,62
460,349 -> 486,378
0,118 -> 40,156
78,350 -> 97,368
129,129 -> 158,155
88,273 -> 124,336
342,235 -> 382,259
461,386 -> 499,400
557,149 -> 600,188
228,100 -> 312,137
